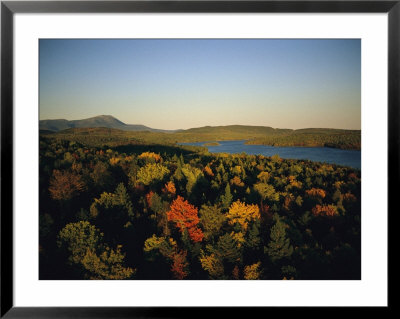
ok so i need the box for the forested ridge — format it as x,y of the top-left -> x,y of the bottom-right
245,129 -> 360,150
40,116 -> 361,150
39,131 -> 361,280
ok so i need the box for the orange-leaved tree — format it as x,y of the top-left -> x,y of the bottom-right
312,204 -> 339,217
138,151 -> 162,163
167,196 -> 203,242
163,181 -> 176,195
49,169 -> 86,201
305,188 -> 326,200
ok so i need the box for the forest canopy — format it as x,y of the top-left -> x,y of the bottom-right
39,131 -> 361,280
41,125 -> 361,150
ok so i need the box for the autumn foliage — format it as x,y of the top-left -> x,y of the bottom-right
170,250 -> 189,279
244,262 -> 262,280
203,165 -> 214,177
163,181 -> 176,195
138,151 -> 162,162
40,132 -> 361,280
312,204 -> 339,217
230,176 -> 245,187
49,169 -> 86,201
226,200 -> 260,231
167,196 -> 204,242
146,191 -> 155,207
306,188 -> 326,199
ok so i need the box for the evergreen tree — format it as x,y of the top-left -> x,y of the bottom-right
264,214 -> 293,263
216,233 -> 241,264
246,220 -> 261,249
199,204 -> 226,240
220,183 -> 233,209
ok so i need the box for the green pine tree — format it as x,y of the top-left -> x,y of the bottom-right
220,183 -> 233,210
246,220 -> 261,249
216,233 -> 241,264
264,214 -> 293,263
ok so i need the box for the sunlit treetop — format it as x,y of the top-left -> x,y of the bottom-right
226,200 -> 260,231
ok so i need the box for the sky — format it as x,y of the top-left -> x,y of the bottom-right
39,39 -> 361,130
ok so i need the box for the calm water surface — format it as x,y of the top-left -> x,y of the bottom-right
181,140 -> 361,169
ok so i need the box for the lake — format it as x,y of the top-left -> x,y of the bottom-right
181,140 -> 361,169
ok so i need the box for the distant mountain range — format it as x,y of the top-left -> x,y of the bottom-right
40,115 -> 360,136
39,115 -> 176,133
40,115 -> 361,150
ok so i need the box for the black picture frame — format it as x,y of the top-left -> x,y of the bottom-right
1,0 -> 396,317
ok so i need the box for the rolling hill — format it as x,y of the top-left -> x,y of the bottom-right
39,115 -> 175,133
40,116 -> 361,150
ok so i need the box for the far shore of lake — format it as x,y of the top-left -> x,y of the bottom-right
203,141 -> 221,146
181,140 -> 361,169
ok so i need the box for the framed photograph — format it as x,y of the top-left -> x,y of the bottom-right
1,0 -> 395,316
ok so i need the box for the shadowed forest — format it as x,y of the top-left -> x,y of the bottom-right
39,129 -> 361,280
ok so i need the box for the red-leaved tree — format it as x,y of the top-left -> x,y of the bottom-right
170,250 -> 189,279
167,196 -> 203,242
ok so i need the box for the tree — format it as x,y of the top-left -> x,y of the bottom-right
146,191 -> 165,215
215,233 -> 241,264
170,250 -> 189,279
143,235 -> 176,260
254,182 -> 279,204
226,200 -> 260,231
163,181 -> 176,195
81,246 -> 135,279
90,161 -> 113,190
203,165 -> 214,177
230,231 -> 245,248
244,262 -> 262,280
167,196 -> 204,242
246,220 -> 261,249
57,221 -> 102,265
136,163 -> 169,185
90,183 -> 134,234
49,169 -> 86,201
143,235 -> 188,279
232,265 -> 240,279
199,205 -> 226,240
199,252 -> 224,279
311,204 -> 339,217
181,164 -> 203,194
138,151 -> 162,163
283,193 -> 295,212
295,195 -> 303,207
57,221 -> 134,279
264,214 -> 293,263
220,183 -> 233,209
286,175 -> 302,190
305,188 -> 326,201
257,171 -> 270,183
230,176 -> 244,187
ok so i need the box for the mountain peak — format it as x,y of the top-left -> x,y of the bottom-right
39,115 -> 174,133
96,115 -> 117,119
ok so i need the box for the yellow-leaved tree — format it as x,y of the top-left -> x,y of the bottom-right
136,163 -> 169,186
81,246 -> 135,280
199,252 -> 224,279
244,262 -> 262,280
226,200 -> 260,231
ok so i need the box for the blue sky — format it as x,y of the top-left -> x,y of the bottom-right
39,39 -> 361,130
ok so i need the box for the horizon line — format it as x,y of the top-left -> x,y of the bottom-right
39,114 -> 361,131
